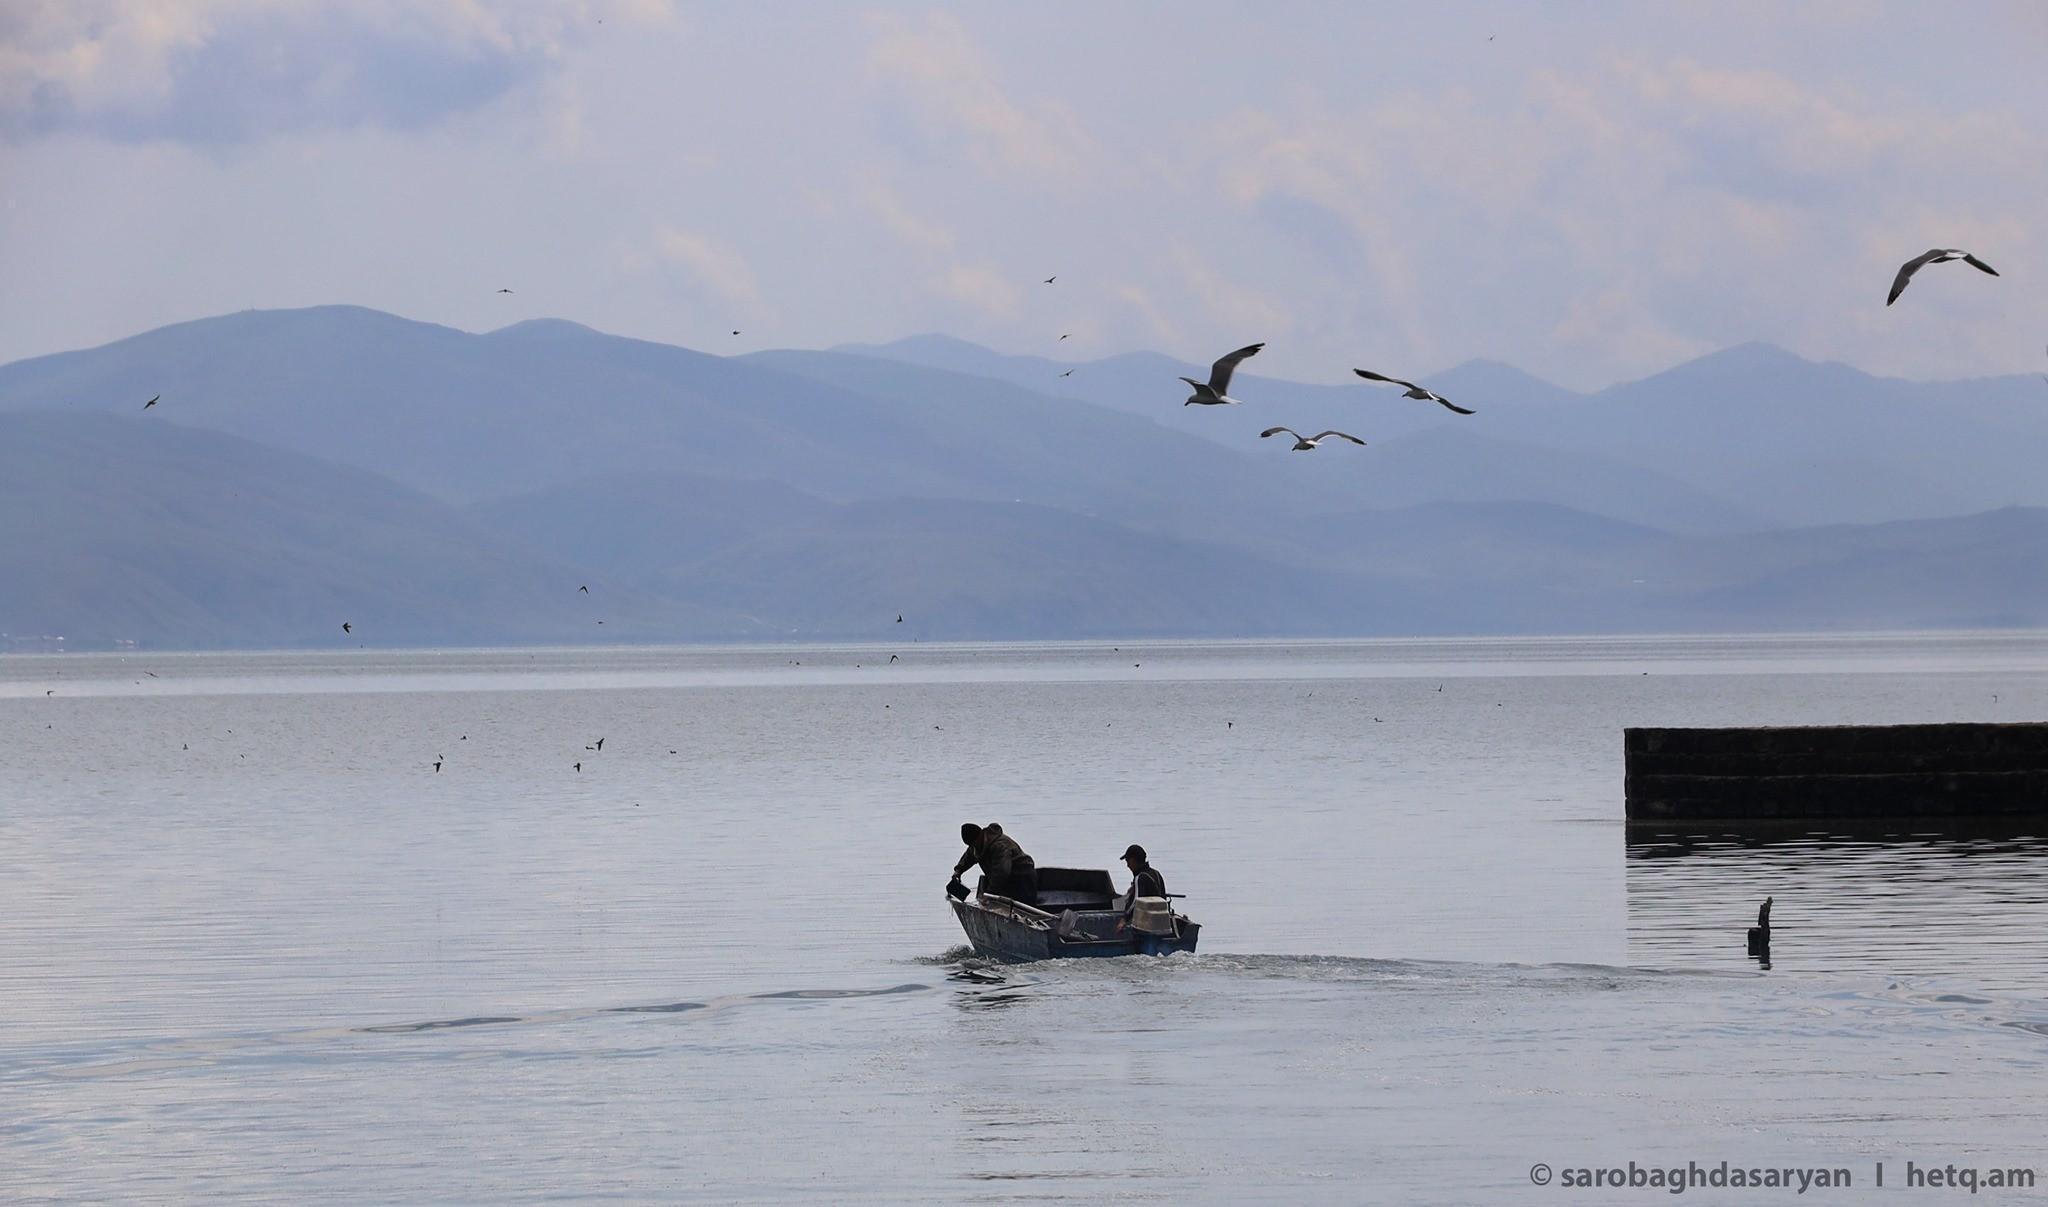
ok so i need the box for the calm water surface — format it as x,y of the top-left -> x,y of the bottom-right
4,634 -> 2048,1202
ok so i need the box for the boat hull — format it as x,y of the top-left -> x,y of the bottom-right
949,896 -> 1200,962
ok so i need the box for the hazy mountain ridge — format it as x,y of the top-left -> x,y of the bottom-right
0,411 -> 748,649
7,306 -> 2048,649
844,332 -> 2048,530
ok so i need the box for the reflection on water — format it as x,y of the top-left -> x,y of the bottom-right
1627,832 -> 2048,991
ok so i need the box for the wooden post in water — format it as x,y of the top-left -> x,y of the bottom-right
1745,896 -> 1772,958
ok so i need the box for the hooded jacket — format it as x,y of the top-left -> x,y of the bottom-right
953,823 -> 1033,879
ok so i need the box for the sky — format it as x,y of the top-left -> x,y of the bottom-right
2,1 -> 2045,390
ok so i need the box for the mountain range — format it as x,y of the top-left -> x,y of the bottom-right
3,304 -> 2045,649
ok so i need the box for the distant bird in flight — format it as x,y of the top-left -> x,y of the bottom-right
574,762 -> 581,773
579,585 -> 589,593
341,622 -> 352,634
142,395 -> 159,410
434,758 -> 443,773
1353,369 -> 1474,414
1262,426 -> 1366,451
1059,334 -> 1071,340
1181,343 -> 1264,406
1059,369 -> 1074,378
731,330 -> 740,336
595,737 -> 604,752
889,654 -> 899,663
496,288 -> 513,294
1887,248 -> 1998,305
896,614 -> 903,623
1043,276 -> 1056,284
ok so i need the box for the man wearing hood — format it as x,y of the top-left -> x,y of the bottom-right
949,822 -> 1037,906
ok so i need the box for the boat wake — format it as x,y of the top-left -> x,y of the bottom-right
26,982 -> 937,1081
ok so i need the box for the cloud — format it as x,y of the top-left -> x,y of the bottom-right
4,6 -> 2043,388
861,178 -> 956,257
1185,50 -> 2048,382
859,179 -> 1019,320
1111,284 -> 1182,347
652,224 -> 763,310
0,0 -> 618,144
936,264 -> 1019,319
864,10 -> 1095,181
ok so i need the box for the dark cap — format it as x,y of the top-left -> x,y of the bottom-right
1121,844 -> 1147,863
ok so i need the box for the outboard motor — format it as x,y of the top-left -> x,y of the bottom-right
1127,897 -> 1177,936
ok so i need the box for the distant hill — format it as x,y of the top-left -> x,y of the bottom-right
9,307 -> 2048,649
0,308 -> 1340,529
644,496 -> 1433,641
832,333 -> 1586,450
838,332 -> 2048,531
470,469 -> 831,580
1477,342 -> 2048,527
474,471 -> 1467,640
0,411 -> 748,649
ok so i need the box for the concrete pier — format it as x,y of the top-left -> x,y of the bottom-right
1625,723 -> 2048,824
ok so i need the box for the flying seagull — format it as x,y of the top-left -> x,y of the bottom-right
1352,369 -> 1474,414
496,288 -> 513,294
1887,248 -> 1998,305
579,585 -> 589,593
1261,426 -> 1366,451
1059,334 -> 1071,340
595,737 -> 604,752
896,614 -> 903,623
341,622 -> 351,634
1181,343 -> 1264,406
1044,276 -> 1056,284
142,395 -> 159,410
1059,369 -> 1074,378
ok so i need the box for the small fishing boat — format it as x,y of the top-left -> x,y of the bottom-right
948,866 -> 1200,961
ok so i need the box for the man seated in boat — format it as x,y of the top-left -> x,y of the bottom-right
949,822 -> 1037,905
1115,844 -> 1166,931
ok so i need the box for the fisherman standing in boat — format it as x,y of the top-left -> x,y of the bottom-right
949,822 -> 1037,906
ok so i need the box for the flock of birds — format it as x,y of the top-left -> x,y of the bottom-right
1148,244 -> 2008,456
1172,339 -> 1471,455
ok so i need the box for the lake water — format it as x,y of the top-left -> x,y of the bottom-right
5,634 -> 2048,1202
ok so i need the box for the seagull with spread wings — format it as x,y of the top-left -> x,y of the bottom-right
1180,343 -> 1264,406
1887,248 -> 1998,306
1261,427 -> 1366,451
1352,369 -> 1474,414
